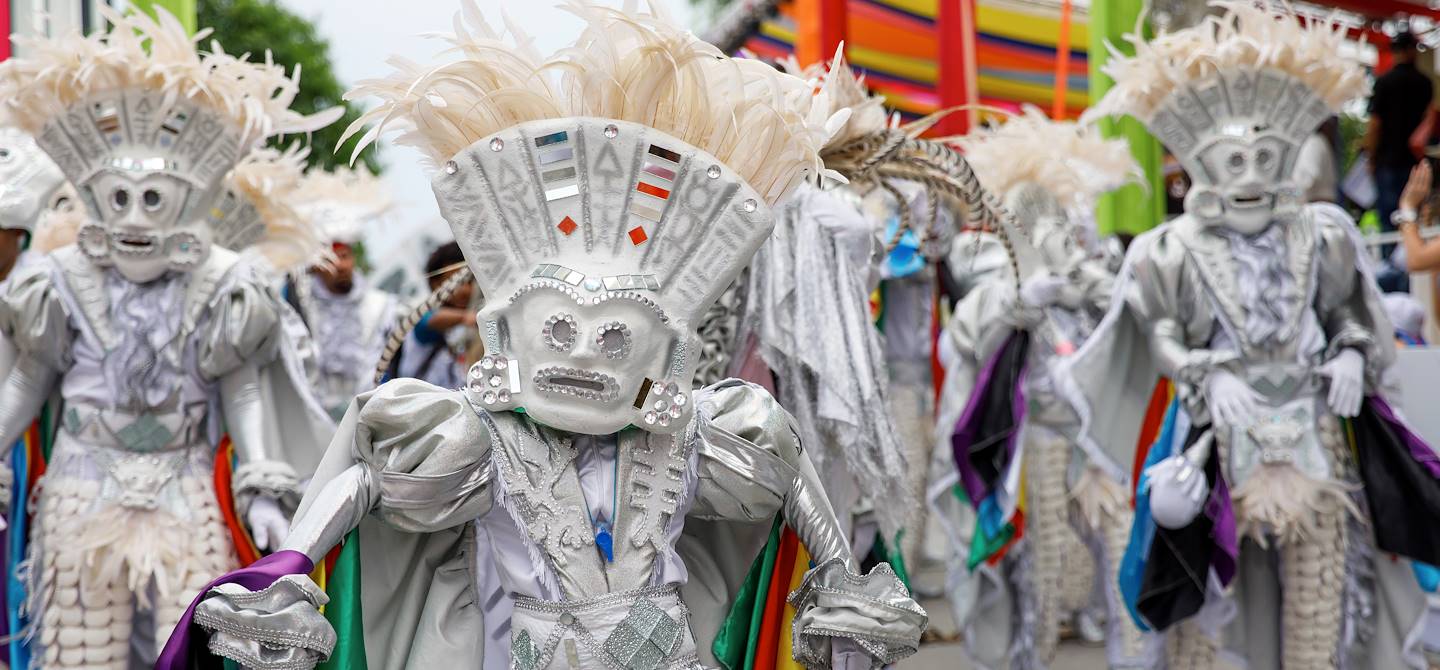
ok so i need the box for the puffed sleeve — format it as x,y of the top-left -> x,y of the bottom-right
197,273 -> 282,381
688,380 -> 801,524
351,378 -> 494,534
1310,203 -> 1389,379
1124,227 -> 1235,392
0,262 -> 74,369
689,380 -> 926,668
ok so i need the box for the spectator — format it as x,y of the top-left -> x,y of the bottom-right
393,241 -> 476,389
1366,31 -> 1433,292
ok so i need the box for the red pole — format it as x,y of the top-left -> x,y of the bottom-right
1052,0 -> 1073,119
797,0 -> 846,68
1371,30 -> 1393,75
0,0 -> 11,61
937,0 -> 978,135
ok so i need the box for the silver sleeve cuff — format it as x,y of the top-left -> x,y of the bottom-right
232,460 -> 302,517
193,574 -> 336,670
787,558 -> 928,669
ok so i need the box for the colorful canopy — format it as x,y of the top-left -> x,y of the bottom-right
740,0 -> 1089,119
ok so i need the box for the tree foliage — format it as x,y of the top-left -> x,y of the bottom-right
199,0 -> 380,173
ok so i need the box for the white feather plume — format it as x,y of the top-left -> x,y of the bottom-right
342,0 -> 829,206
779,45 -> 889,151
291,167 -> 393,245
1085,1 -> 1367,125
226,145 -> 330,275
952,105 -> 1143,210
0,6 -> 332,146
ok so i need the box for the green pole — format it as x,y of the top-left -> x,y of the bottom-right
1088,0 -> 1165,236
128,0 -> 198,35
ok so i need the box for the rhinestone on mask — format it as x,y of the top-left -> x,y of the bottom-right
706,165 -> 721,179
604,124 -> 619,139
490,137 -> 505,152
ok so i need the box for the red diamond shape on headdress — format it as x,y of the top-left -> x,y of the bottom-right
557,216 -> 578,236
628,226 -> 648,246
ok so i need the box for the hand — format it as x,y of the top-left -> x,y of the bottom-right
1400,161 -> 1433,213
1318,348 -> 1365,418
195,575 -> 335,670
1203,369 -> 1264,429
246,496 -> 291,552
1145,451 -> 1209,529
830,638 -> 872,670
1019,273 -> 1068,309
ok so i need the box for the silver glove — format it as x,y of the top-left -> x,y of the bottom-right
193,574 -> 336,670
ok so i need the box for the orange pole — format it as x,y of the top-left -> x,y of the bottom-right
1052,0 -> 1073,119
796,0 -> 847,68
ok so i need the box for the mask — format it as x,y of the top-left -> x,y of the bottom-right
435,119 -> 778,435
32,90 -> 247,282
77,171 -> 207,282
1189,135 -> 1292,235
1139,70 -> 1330,235
0,128 -> 67,235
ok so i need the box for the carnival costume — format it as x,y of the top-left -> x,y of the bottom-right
281,168 -> 397,421
0,8 -> 337,667
1064,3 -> 1440,668
160,3 -> 927,669
932,106 -> 1144,668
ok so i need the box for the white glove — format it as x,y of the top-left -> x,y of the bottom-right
830,639 -> 872,670
1019,273 -> 1068,309
1203,369 -> 1263,429
1145,432 -> 1213,529
246,496 -> 291,552
1318,348 -> 1365,418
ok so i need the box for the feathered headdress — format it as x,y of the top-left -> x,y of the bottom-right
291,168 -> 393,245
0,6 -> 340,196
784,49 -> 1025,273
344,0 -> 830,205
214,145 -> 330,275
953,105 -> 1142,212
1083,1 -> 1366,178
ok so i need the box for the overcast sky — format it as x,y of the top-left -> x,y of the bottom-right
278,0 -> 700,287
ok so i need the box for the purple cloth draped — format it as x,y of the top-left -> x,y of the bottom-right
1369,396 -> 1440,478
950,331 -> 1027,509
1207,469 -> 1237,587
155,550 -> 315,670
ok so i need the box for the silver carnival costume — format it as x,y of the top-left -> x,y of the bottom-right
164,3 -> 926,669
932,106 -> 1144,668
282,169 -> 398,421
0,9 -> 336,666
1064,3 -> 1438,668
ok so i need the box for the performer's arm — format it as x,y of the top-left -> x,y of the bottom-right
0,355 -> 58,453
219,363 -> 301,549
278,464 -> 377,564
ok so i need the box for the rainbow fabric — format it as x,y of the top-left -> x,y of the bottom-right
741,0 -> 1090,119
3,411 -> 50,669
713,522 -> 813,670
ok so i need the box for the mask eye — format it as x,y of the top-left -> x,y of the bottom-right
110,187 -> 131,212
597,322 -> 632,359
1256,148 -> 1275,168
142,188 -> 164,211
0,148 -> 14,162
544,314 -> 576,351
1226,151 -> 1246,174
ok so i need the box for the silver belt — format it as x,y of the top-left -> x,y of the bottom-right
510,585 -> 700,670
61,402 -> 208,453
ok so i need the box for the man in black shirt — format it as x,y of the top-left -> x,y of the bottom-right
1367,32 -> 1433,292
